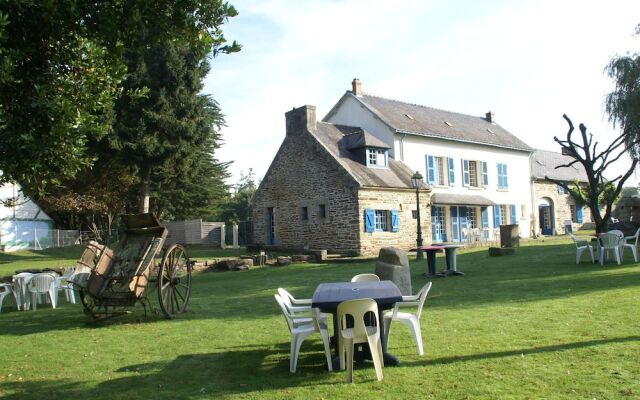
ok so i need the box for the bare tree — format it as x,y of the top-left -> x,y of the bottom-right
545,114 -> 639,233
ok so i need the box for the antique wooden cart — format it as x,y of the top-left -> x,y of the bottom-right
70,213 -> 191,320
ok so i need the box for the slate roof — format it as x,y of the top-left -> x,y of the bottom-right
332,92 -> 533,152
531,149 -> 589,182
341,130 -> 391,150
313,122 -> 424,190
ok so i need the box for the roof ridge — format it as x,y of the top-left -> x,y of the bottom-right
362,93 -> 486,120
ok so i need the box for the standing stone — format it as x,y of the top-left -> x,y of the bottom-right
374,247 -> 412,295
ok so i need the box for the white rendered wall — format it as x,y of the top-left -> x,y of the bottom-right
397,134 -> 533,238
324,95 -> 397,157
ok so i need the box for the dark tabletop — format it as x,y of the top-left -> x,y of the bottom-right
311,281 -> 402,312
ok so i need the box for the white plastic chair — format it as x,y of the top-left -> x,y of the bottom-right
337,298 -> 384,383
12,272 -> 34,310
383,282 -> 432,356
55,268 -> 76,304
27,273 -> 57,310
568,233 -> 594,264
277,287 -> 328,323
599,233 -> 622,265
274,294 -> 333,373
608,229 -> 624,238
350,274 -> 380,283
621,227 -> 640,262
277,287 -> 312,306
0,283 -> 13,313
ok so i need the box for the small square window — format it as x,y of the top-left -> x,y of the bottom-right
318,204 -> 326,219
412,210 -> 418,219
301,206 -> 308,221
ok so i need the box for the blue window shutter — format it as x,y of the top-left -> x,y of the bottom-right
503,164 -> 508,188
426,155 -> 435,184
482,161 -> 488,187
462,159 -> 470,186
448,157 -> 455,186
497,164 -> 503,188
510,204 -> 516,224
493,205 -> 501,227
391,210 -> 399,232
364,208 -> 375,233
576,207 -> 583,223
481,207 -> 489,239
451,206 -> 459,241
481,207 -> 489,228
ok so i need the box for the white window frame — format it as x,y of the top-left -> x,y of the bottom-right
367,148 -> 388,168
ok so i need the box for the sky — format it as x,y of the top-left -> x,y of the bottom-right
203,0 -> 640,188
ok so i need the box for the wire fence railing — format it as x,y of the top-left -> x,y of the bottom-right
0,228 -> 119,252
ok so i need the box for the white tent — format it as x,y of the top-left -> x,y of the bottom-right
0,181 -> 53,252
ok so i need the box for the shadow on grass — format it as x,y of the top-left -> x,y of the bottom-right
403,335 -> 640,367
0,343 -> 337,400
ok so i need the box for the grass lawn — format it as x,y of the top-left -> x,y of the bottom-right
0,235 -> 638,399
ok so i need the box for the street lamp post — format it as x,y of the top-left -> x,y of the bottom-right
411,171 -> 424,260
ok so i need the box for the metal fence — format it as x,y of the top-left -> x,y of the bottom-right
0,228 -> 119,252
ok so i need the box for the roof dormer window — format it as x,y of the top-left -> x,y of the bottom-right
367,147 -> 388,168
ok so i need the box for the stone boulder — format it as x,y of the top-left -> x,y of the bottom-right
374,247 -> 412,295
217,258 -> 253,271
276,256 -> 292,266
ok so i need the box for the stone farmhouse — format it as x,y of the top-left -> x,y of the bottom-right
324,79 -> 534,244
253,79 -> 594,255
530,149 -> 591,235
252,105 -> 431,256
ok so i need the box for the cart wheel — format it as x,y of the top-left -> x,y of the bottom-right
158,244 -> 191,319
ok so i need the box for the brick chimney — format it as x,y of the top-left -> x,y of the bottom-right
485,111 -> 495,123
285,105 -> 317,137
351,78 -> 362,96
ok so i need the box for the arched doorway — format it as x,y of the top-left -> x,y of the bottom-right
538,197 -> 554,235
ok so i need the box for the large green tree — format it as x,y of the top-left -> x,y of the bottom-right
606,23 -> 640,158
110,38 -> 235,214
0,1 -> 239,197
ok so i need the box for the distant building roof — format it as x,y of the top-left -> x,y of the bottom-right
326,91 -> 533,152
531,149 -> 589,182
314,122 -> 425,190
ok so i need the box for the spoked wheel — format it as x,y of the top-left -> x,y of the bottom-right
157,244 -> 191,319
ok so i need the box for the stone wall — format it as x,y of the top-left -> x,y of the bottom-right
532,180 -> 592,234
252,110 -> 362,254
357,188 -> 431,256
253,105 -> 433,256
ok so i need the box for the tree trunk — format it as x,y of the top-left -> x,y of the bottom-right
139,166 -> 151,213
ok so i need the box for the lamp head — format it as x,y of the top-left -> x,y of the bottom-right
411,171 -> 423,189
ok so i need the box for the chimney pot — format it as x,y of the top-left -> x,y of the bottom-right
351,78 -> 362,96
485,111 -> 495,123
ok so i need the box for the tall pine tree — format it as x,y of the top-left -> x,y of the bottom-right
109,39 -> 231,217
